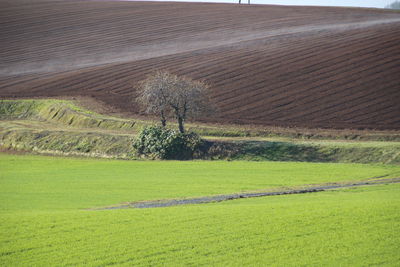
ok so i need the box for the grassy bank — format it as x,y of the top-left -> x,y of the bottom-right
1,154 -> 399,266
2,99 -> 399,141
0,99 -> 136,130
2,122 -> 399,163
1,99 -> 399,163
0,120 -> 136,158
204,140 -> 400,164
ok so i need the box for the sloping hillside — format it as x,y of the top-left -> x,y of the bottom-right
1,0 -> 399,129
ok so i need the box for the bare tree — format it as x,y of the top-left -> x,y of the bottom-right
136,71 -> 214,133
136,71 -> 171,127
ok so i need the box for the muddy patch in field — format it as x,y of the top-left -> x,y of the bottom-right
91,177 -> 400,210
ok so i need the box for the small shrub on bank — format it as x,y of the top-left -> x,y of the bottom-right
133,126 -> 203,159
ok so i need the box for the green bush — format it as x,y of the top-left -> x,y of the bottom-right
133,126 -> 203,159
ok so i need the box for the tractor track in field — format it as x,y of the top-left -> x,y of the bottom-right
94,177 -> 400,210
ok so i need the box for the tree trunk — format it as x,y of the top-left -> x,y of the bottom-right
160,111 -> 167,127
178,117 -> 185,133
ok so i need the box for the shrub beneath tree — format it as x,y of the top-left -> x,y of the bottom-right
133,126 -> 203,159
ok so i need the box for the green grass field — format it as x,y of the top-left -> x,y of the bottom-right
1,153 -> 399,266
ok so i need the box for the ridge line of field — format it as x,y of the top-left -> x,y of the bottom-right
92,177 -> 400,210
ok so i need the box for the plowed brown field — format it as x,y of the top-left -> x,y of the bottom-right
1,1 -> 400,129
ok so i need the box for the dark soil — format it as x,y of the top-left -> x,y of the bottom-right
1,1 -> 400,130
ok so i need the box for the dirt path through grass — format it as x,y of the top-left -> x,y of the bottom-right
94,177 -> 400,210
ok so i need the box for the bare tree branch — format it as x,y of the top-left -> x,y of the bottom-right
135,70 -> 216,133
